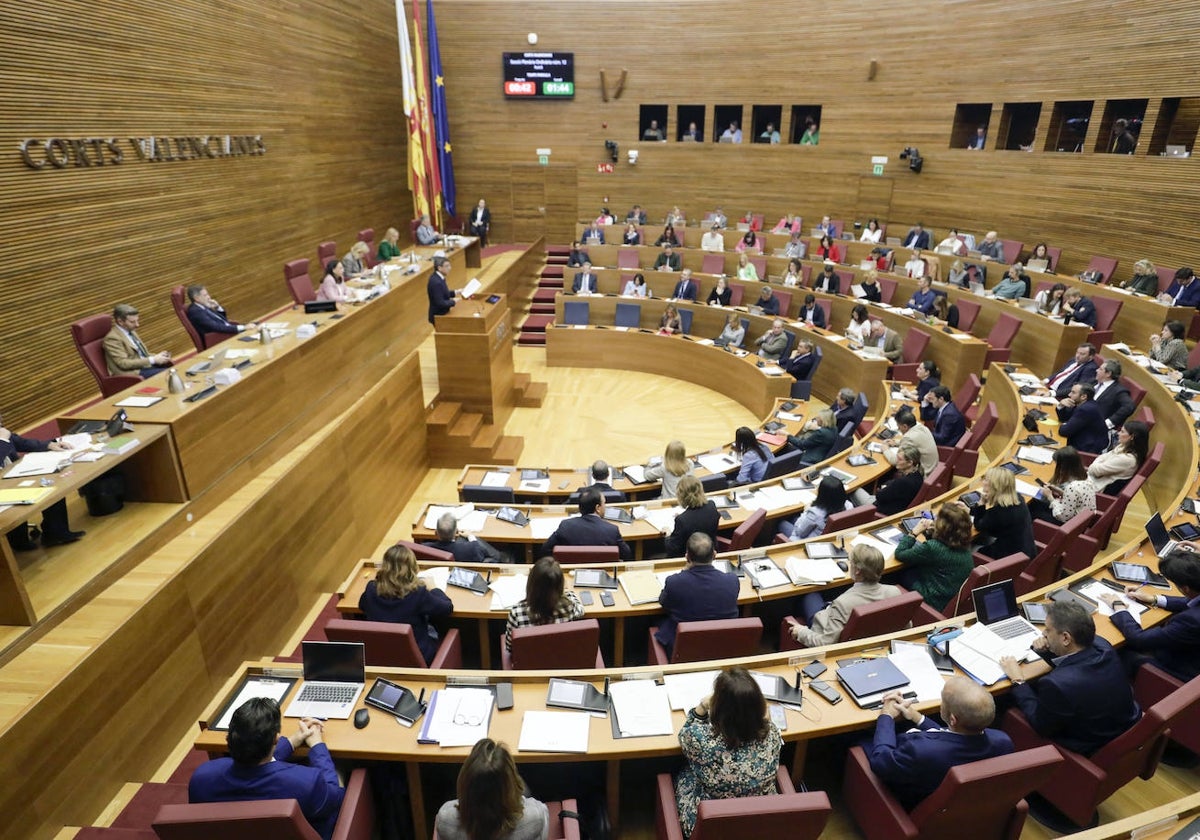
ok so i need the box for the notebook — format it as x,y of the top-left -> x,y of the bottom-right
185,348 -> 230,375
836,657 -> 909,703
283,641 -> 365,719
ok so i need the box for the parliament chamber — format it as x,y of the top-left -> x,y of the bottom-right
5,1 -> 1200,839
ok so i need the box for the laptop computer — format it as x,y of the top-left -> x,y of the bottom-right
283,641 -> 366,719
185,347 -> 229,375
1166,145 -> 1189,158
1026,258 -> 1049,273
965,579 -> 1042,660
969,281 -> 985,296
1145,512 -> 1182,558
836,657 -> 909,705
1018,297 -> 1040,312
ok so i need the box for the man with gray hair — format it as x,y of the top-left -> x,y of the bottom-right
103,303 -> 172,377
423,512 -> 504,563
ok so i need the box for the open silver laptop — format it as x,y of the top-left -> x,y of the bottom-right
966,579 -> 1041,660
1018,297 -> 1040,312
1026,258 -> 1049,273
185,347 -> 229,375
1166,145 -> 1189,158
1146,512 -> 1181,558
283,641 -> 366,719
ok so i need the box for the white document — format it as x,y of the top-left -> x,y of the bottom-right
949,332 -> 975,341
663,670 -> 721,711
697,452 -> 739,474
622,464 -> 647,484
460,278 -> 482,299
518,710 -> 591,753
1017,446 -> 1054,465
3,450 -> 70,478
1076,581 -> 1147,623
887,648 -> 945,702
1022,395 -> 1059,406
777,411 -> 803,422
419,566 -> 451,592
608,679 -> 674,737
759,364 -> 785,376
1014,479 -> 1041,498
457,510 -> 489,533
215,678 -> 295,730
873,526 -> 904,545
850,284 -> 866,298
518,479 -> 550,492
223,348 -> 259,359
489,574 -> 529,611
529,516 -> 567,540
948,632 -> 1007,686
423,503 -> 475,530
786,556 -> 844,585
642,506 -> 681,534
58,433 -> 94,450
742,557 -> 790,589
421,687 -> 493,747
850,532 -> 897,562
693,338 -> 715,346
823,333 -> 848,342
113,395 -> 163,408
72,451 -> 105,463
480,470 -> 511,488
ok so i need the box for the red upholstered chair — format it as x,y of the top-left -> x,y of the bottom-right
999,238 -> 1023,265
75,829 -> 157,840
171,285 -> 226,352
815,298 -> 832,328
914,552 -> 1029,623
153,768 -> 373,840
955,298 -> 981,332
771,289 -> 792,317
954,373 -> 982,416
701,253 -> 725,275
1132,663 -> 1200,756
1085,473 -> 1146,552
876,275 -> 898,304
648,617 -> 762,665
317,241 -> 336,267
1043,246 -> 1062,273
284,258 -> 315,305
618,248 -> 640,269
1019,509 -> 1092,593
716,508 -> 767,552
937,401 -> 997,477
983,313 -> 1022,365
891,329 -> 932,381
1001,671 -> 1200,829
502,619 -> 604,670
553,545 -> 621,565
843,744 -> 1062,840
911,463 -> 951,506
356,228 -> 377,268
1088,296 -> 1122,347
71,314 -> 143,397
392,539 -> 454,563
1083,255 -> 1118,284
728,283 -> 745,307
655,767 -> 831,840
436,799 -> 581,840
324,618 -> 462,669
835,269 -> 855,290
823,504 -> 879,534
780,590 -> 923,652
1156,266 -> 1176,294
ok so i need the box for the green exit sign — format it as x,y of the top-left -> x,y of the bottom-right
542,81 -> 573,96
872,163 -> 884,176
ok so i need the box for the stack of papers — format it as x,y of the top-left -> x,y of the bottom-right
3,451 -> 71,478
480,470 -> 511,488
642,506 -> 681,534
785,556 -> 844,585
608,679 -> 674,737
1075,581 -> 1147,623
850,532 -> 897,562
886,644 -> 947,702
518,710 -> 591,753
697,452 -> 739,474
1017,446 -> 1055,464
419,566 -> 451,591
418,687 -> 493,746
741,557 -> 790,590
663,670 -> 720,711
529,516 -> 567,540
423,503 -> 475,530
489,575 -> 529,611
619,570 -> 663,605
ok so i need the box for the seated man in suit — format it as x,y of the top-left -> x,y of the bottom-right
1045,343 -> 1098,399
883,407 -> 938,474
425,513 -> 504,563
1057,383 -> 1109,454
754,318 -> 788,361
653,244 -> 682,272
1076,359 -> 1135,432
866,320 -> 903,363
1062,288 -> 1098,328
655,533 -> 739,659
185,285 -> 255,343
571,261 -> 598,295
1100,549 -> 1200,682
906,276 -> 938,315
867,676 -> 1013,811
566,241 -> 590,268
999,601 -> 1141,756
103,303 -> 172,378
902,222 -> 931,251
416,213 -> 443,245
670,268 -> 698,301
626,204 -> 648,225
813,261 -> 841,295
189,697 -> 344,840
783,338 -> 817,380
541,486 -> 632,559
977,231 -> 1004,261
789,544 -> 901,647
567,460 -> 627,503
1158,266 -> 1200,308
754,285 -> 780,316
926,385 -> 966,447
833,387 -> 860,430
581,222 -> 605,245
797,294 -> 826,328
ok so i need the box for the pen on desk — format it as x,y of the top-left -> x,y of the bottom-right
603,676 -> 610,697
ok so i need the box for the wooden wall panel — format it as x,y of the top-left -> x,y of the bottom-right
0,0 -> 411,428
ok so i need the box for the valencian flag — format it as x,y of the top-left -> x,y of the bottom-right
394,0 -> 431,219
410,0 -> 443,222
427,0 -> 456,218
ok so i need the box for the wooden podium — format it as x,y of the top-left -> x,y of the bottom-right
433,293 -> 515,425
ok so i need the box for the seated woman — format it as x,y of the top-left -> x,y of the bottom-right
968,467 -> 1036,561
377,227 -> 401,261
936,230 -> 968,256
772,214 -> 801,234
893,503 -> 974,614
1027,242 -> 1052,268
1027,446 -> 1096,525
736,253 -> 759,282
857,269 -> 883,303
1035,282 -> 1067,316
778,475 -> 850,541
358,543 -> 452,665
716,312 -> 744,346
622,222 -> 641,246
505,557 -> 584,652
733,426 -> 770,485
992,264 -> 1029,300
707,275 -> 731,306
1087,420 -> 1149,494
655,224 -> 680,247
341,241 -> 370,279
815,234 -> 841,263
845,303 -> 873,343
785,409 -> 836,466
904,251 -> 927,280
853,442 -> 924,514
739,210 -> 761,231
434,738 -> 549,840
665,475 -> 719,556
931,294 -> 958,328
666,206 -> 686,227
674,667 -> 783,839
659,303 -> 681,335
1122,259 -> 1160,296
903,360 -> 941,405
735,230 -> 762,254
946,259 -> 968,288
316,260 -> 349,302
1149,320 -> 1189,369
622,272 -> 648,297
860,218 -> 883,243
645,439 -> 695,501
781,258 -> 804,287
789,544 -> 900,647
906,276 -> 937,314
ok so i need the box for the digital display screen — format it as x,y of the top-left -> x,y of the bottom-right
502,52 -> 575,99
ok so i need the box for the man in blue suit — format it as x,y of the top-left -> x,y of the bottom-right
902,222 -> 931,251
186,285 -> 254,342
189,698 -> 344,840
1000,601 -> 1141,756
868,676 -> 1013,810
571,261 -> 598,294
426,256 -> 456,323
670,268 -> 698,301
1159,267 -> 1200,308
797,294 -> 826,328
927,386 -> 966,446
1101,549 -> 1200,682
1045,343 -> 1099,399
541,486 -> 632,559
1057,383 -> 1110,453
654,533 -> 740,659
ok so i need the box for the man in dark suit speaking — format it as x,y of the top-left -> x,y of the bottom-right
541,486 -> 632,559
426,255 -> 456,324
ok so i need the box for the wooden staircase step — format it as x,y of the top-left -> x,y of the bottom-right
492,435 -> 524,464
448,412 -> 482,438
515,380 -> 547,407
513,372 -> 531,390
472,423 -> 502,449
426,400 -> 461,428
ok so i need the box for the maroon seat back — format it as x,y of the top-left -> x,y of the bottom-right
325,618 -> 429,668
955,298 -> 981,332
911,464 -> 949,506
954,374 -> 982,415
1084,255 -> 1118,284
824,504 -> 878,534
171,285 -> 205,353
1091,296 -> 1122,331
393,539 -> 455,563
999,239 -> 1023,265
720,508 -> 767,551
692,792 -> 831,840
701,253 -> 725,275
984,313 -> 1023,365
876,276 -> 898,304
284,259 -> 314,304
728,283 -> 745,307
943,553 -> 1028,618
750,256 -> 768,282
317,241 -> 336,266
71,313 -> 143,397
671,617 -> 762,664
356,227 -> 377,267
618,248 -> 640,269
507,619 -> 602,670
553,545 -> 620,565
1133,664 -> 1200,756
1018,509 -> 1091,594
840,590 -> 924,642
1156,266 -> 1176,293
